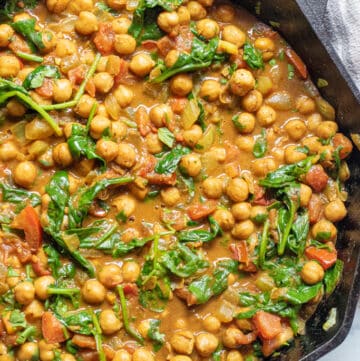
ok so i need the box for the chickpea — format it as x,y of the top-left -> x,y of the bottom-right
170,331 -> 194,355
6,99 -> 26,117
196,19 -> 219,39
150,104 -> 173,128
324,199 -> 347,222
82,279 -> 106,304
227,350 -> 244,361
90,115 -> 111,139
222,25 -> 246,48
38,339 -> 57,361
67,0 -> 93,14
296,95 -> 316,114
146,133 -> 163,154
14,281 -> 35,305
115,143 -> 137,168
112,195 -> 136,219
170,356 -> 192,361
231,202 -> 251,221
250,205 -> 268,223
170,74 -> 193,96
157,11 -> 179,34
13,161 -> 37,188
165,49 -> 180,68
98,263 -> 123,289
300,184 -> 312,207
161,187 -> 181,206
195,332 -> 219,357
307,113 -> 322,132
93,72 -> 114,94
0,141 -> 18,161
53,79 -> 73,103
202,177 -> 223,199
199,79 -> 221,101
254,37 -> 275,61
96,139 -> 119,162
183,125 -> 203,147
106,0 -> 126,10
233,112 -> 256,134
114,34 -> 137,55
232,220 -> 255,239
122,261 -> 140,282
53,143 -> 73,167
61,354 -> 77,361
222,327 -> 244,348
129,53 -> 155,77
180,153 -> 202,177
284,145 -> 307,164
230,69 -> 255,97
133,348 -> 154,361
187,1 -> 206,20
256,105 -> 277,127
203,315 -> 221,333
251,158 -> 277,177
241,90 -> 263,113
56,39 -> 77,57
75,11 -> 98,35
24,299 -> 44,320
311,219 -> 337,241
75,94 -> 97,118
17,342 -> 39,361
112,17 -> 131,34
0,24 -> 14,48
34,275 -> 55,301
99,309 -> 122,335
113,349 -> 132,361
112,121 -> 127,140
302,136 -> 322,154
236,135 -> 255,153
121,228 -> 139,243
226,178 -> 249,202
285,119 -> 307,140
316,121 -> 338,139
113,85 -> 134,108
213,209 -> 235,231
46,0 -> 71,13
138,319 -> 151,339
0,55 -> 21,78
177,6 -> 191,24
301,261 -> 324,285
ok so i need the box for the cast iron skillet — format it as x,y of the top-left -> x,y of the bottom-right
234,0 -> 360,359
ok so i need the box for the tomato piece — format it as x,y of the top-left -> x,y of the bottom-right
122,283 -> 139,296
169,97 -> 187,114
187,201 -> 217,220
333,133 -> 353,159
308,194 -> 324,224
93,23 -> 115,55
12,206 -> 43,253
146,172 -> 177,186
35,78 -> 54,99
31,261 -> 51,276
42,312 -> 67,343
135,106 -> 152,137
305,246 -> 337,270
156,36 -> 175,56
85,78 -> 96,97
253,311 -> 282,339
262,326 -> 294,357
285,48 -> 308,79
230,241 -> 249,264
72,334 -> 96,349
68,65 -> 86,85
304,165 -> 329,193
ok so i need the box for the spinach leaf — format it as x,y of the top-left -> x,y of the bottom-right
11,18 -> 44,52
285,283 -> 322,305
148,319 -> 165,352
253,128 -> 267,158
177,216 -> 221,243
9,310 -> 27,328
16,326 -> 37,345
243,42 -> 264,69
0,78 -> 29,97
324,260 -> 343,295
112,233 -> 159,257
23,65 -> 61,90
62,310 -> 94,335
158,127 -> 175,148
259,156 -> 314,188
288,210 -> 309,256
188,275 -> 213,304
0,182 -> 41,209
0,0 -> 38,21
154,144 -> 190,174
67,124 -> 105,166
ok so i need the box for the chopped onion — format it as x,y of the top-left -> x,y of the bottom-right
195,124 -> 216,152
257,76 -> 273,95
105,93 -> 121,121
323,307 -> 337,331
11,120 -> 27,144
316,97 -> 335,120
265,91 -> 293,110
181,98 -> 200,130
351,133 -> 360,151
215,300 -> 236,323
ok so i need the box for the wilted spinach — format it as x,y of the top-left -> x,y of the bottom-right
23,65 -> 60,90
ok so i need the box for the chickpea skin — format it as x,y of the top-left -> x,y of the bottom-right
222,25 -> 246,48
233,112 -> 256,134
61,354 -> 77,361
149,104 -> 173,128
0,24 -> 14,47
96,139 -> 119,162
99,309 -> 122,335
231,220 -> 255,239
324,199 -> 347,222
122,261 -> 140,282
14,281 -> 35,305
81,279 -> 106,304
230,69 -> 255,97
197,19 -> 220,39
98,263 -> 123,288
34,276 -> 55,300
13,161 -> 37,188
250,206 -> 268,223
114,34 -> 137,55
170,74 -> 193,96
161,187 -> 181,206
202,177 -> 223,199
0,141 -> 18,161
170,331 -> 194,355
53,143 -> 73,167
17,342 -> 39,361
130,53 -> 155,77
199,79 -> 221,101
256,105 -> 277,127
203,315 -> 221,333
285,119 -> 307,140
226,178 -> 249,202
93,72 -> 114,94
195,333 -> 219,357
301,261 -> 324,284
90,115 -> 111,139
113,85 -> 134,108
53,79 -> 73,103
213,209 -> 235,231
133,348 -> 154,361
75,11 -> 98,35
183,125 -> 203,147
180,153 -> 202,177
0,55 -> 21,78
46,0 -> 70,13
177,6 -> 191,24
241,90 -> 263,112
157,11 -> 179,34
112,194 -> 136,217
112,17 -> 131,34
236,135 -> 255,153
115,143 -> 137,168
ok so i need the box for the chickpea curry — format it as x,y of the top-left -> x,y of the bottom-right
0,0 -> 354,360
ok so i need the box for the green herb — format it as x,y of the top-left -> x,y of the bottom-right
9,310 -> 27,328
323,307 -> 337,331
0,182 -> 41,209
288,210 -> 309,256
91,311 -> 106,361
317,78 -> 329,88
0,0 -> 39,20
212,346 -> 224,361
158,127 -> 175,148
295,146 -> 309,154
177,216 -> 221,243
269,59 -> 277,66
243,42 -> 264,69
23,65 -> 61,90
324,260 -> 343,295
177,173 -> 195,199
11,19 -> 44,52
152,37 -> 225,83
269,20 -> 280,28
288,63 -> 295,80
154,144 -> 190,174
7,267 -> 19,277
16,326 -> 37,344
315,231 -> 331,241
285,283 -> 322,305
253,128 -> 267,158
232,114 -> 244,131
258,219 -> 270,267
148,319 -> 165,351
15,51 -> 43,63
96,1 -> 115,13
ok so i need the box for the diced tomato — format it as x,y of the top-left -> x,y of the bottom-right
8,34 -> 31,53
135,106 -> 152,137
285,47 -> 308,80
68,65 -> 86,85
304,165 -> 329,193
253,185 -> 272,206
308,194 -> 324,224
42,312 -> 67,343
122,283 -> 139,296
230,50 -> 247,69
12,206 -> 42,253
141,40 -> 158,51
156,36 -> 175,56
175,287 -> 198,306
175,25 -> 193,52
93,23 -> 115,55
35,78 -> 54,99
169,97 -> 187,114
85,78 -> 96,97
224,141 -> 241,163
262,325 -> 294,357
138,155 -> 157,177
114,59 -> 133,86
253,311 -> 282,340
187,200 -> 217,220
146,172 -> 177,186
160,209 -> 187,231
31,260 -> 51,276
230,241 -> 249,264
333,133 -> 353,159
305,246 -> 337,270
72,334 -> 96,349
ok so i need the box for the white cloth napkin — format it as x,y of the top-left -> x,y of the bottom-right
325,0 -> 360,90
